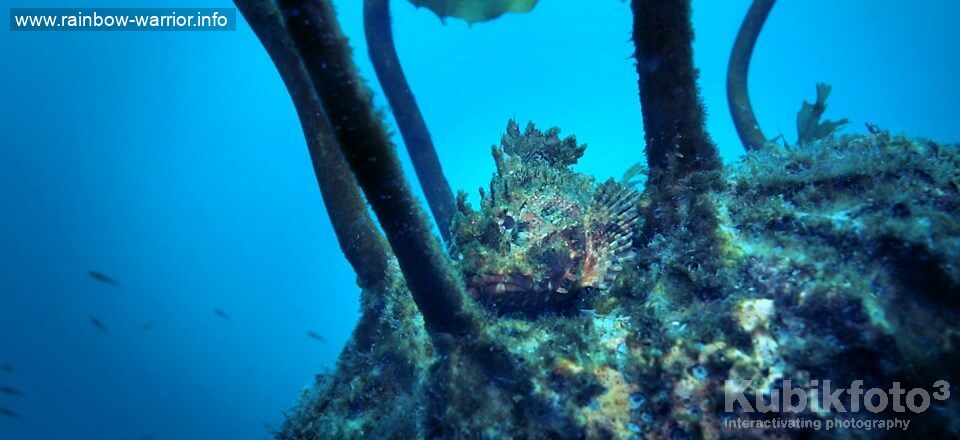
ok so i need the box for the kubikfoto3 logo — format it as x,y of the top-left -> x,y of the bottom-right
723,379 -> 951,431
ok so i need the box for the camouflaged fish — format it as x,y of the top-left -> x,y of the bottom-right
452,121 -> 640,314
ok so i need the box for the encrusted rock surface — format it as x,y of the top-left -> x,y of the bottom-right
280,125 -> 960,439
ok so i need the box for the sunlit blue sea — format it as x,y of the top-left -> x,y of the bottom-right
1,0 -> 958,438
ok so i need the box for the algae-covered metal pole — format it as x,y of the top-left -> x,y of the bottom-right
727,0 -> 776,151
364,0 -> 457,243
234,0 -> 390,289
631,0 -> 721,177
631,0 -> 725,299
277,0 -> 477,337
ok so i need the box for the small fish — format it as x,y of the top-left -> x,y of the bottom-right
0,386 -> 23,396
1,365 -> 12,373
89,316 -> 109,332
214,309 -> 230,320
88,271 -> 119,286
141,321 -> 155,332
306,331 -> 326,343
865,121 -> 888,136
0,407 -> 21,420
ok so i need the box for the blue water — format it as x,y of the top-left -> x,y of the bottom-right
1,0 -> 958,438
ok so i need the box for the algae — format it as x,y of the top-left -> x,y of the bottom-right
796,83 -> 850,145
279,128 -> 960,439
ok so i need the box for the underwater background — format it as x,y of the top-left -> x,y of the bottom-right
1,0 -> 958,438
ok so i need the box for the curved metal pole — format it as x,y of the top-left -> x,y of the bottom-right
727,0 -> 776,151
631,0 -> 721,178
234,0 -> 390,288
277,0 -> 478,338
364,0 -> 456,243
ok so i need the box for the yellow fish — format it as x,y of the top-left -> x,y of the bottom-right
409,0 -> 539,24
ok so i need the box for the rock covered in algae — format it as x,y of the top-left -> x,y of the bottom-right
278,263 -> 434,439
279,126 -> 960,439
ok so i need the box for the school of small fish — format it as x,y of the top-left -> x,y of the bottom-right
0,270 -> 330,427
